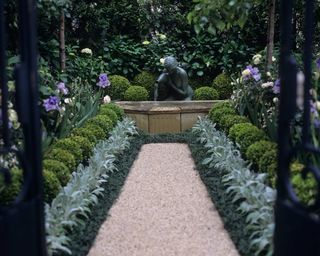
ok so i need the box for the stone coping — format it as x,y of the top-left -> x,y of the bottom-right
115,100 -> 224,114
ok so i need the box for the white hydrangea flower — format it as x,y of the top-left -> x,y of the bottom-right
81,48 -> 93,55
261,82 -> 274,88
103,95 -> 111,104
160,58 -> 165,64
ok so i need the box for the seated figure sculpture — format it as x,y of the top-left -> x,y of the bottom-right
154,56 -> 193,101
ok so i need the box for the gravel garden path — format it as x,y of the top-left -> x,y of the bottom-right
88,143 -> 239,256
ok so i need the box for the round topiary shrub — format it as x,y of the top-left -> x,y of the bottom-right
43,159 -> 70,186
208,107 -> 236,124
211,101 -> 233,110
218,114 -> 249,132
194,86 -> 219,100
132,71 -> 156,98
258,149 -> 277,185
68,136 -> 93,160
98,108 -> 118,126
43,169 -> 61,202
234,125 -> 267,153
108,75 -> 131,100
246,140 -> 277,168
0,167 -> 22,205
83,124 -> 106,141
212,73 -> 233,99
52,138 -> 83,164
229,122 -> 255,142
45,148 -> 76,172
85,115 -> 113,136
71,127 -> 97,144
100,103 -> 125,120
124,86 -> 149,101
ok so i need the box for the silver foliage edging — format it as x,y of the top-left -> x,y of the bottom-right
45,118 -> 138,255
192,117 -> 275,256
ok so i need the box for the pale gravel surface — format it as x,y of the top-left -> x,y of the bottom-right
88,143 -> 239,256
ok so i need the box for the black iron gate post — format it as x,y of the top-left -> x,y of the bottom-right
0,0 -> 47,255
275,0 -> 320,255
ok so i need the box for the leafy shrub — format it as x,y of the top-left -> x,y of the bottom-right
52,138 -> 83,164
208,106 -> 236,123
100,103 -> 125,120
85,115 -> 113,136
229,122 -> 255,141
0,167 -> 22,204
211,101 -> 233,110
71,127 -> 97,144
124,86 -> 149,101
246,140 -> 277,168
69,136 -> 93,160
43,169 -> 61,203
43,160 -> 70,186
194,86 -> 219,100
132,71 -> 156,98
212,73 -> 233,99
233,125 -> 267,153
98,108 -> 118,125
218,114 -> 249,132
82,124 -> 106,141
258,149 -> 277,184
290,162 -> 317,205
45,148 -> 77,172
108,75 -> 131,100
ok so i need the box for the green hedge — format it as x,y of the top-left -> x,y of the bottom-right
194,86 -> 219,100
124,86 -> 149,101
108,75 -> 131,100
100,103 -> 125,120
212,73 -> 233,99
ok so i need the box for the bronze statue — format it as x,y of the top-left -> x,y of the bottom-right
154,57 -> 193,101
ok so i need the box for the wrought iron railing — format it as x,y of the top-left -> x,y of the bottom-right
275,0 -> 320,255
0,1 -> 47,255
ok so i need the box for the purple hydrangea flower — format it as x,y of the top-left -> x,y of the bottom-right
56,82 -> 69,95
316,58 -> 320,70
272,79 -> 281,94
97,74 -> 111,88
43,96 -> 60,112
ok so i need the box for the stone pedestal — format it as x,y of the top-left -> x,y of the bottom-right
115,100 -> 225,134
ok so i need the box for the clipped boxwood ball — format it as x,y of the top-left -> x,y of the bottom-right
132,71 -> 156,98
52,138 -> 83,164
234,125 -> 267,152
194,86 -> 219,100
100,103 -> 125,120
208,107 -> 236,124
211,101 -> 233,110
98,108 -> 118,126
108,75 -> 131,100
43,159 -> 70,186
218,114 -> 249,132
258,149 -> 277,184
124,86 -> 149,101
69,136 -> 93,160
71,127 -> 97,144
229,122 -> 255,141
45,148 -> 76,172
0,167 -> 22,205
212,73 -> 233,99
246,140 -> 277,168
43,169 -> 61,203
85,115 -> 113,136
83,124 -> 106,141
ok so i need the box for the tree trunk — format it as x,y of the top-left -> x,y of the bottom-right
59,11 -> 66,72
266,0 -> 276,71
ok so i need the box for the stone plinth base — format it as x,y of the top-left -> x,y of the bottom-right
115,100 -> 224,134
